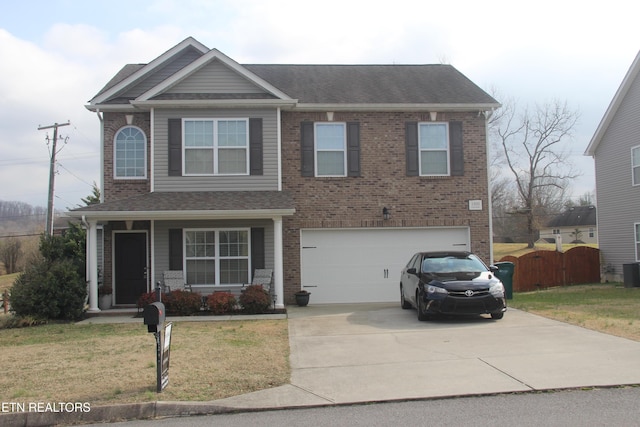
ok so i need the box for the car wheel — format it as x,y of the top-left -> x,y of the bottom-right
400,285 -> 411,309
417,291 -> 430,321
491,312 -> 504,320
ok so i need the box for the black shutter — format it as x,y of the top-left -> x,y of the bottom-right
168,119 -> 182,176
346,122 -> 360,177
300,121 -> 315,177
168,229 -> 183,270
249,118 -> 263,175
250,228 -> 265,272
449,121 -> 464,176
405,122 -> 419,176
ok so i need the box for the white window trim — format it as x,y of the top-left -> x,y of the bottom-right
183,228 -> 251,287
113,125 -> 147,180
182,118 -> 250,176
632,145 -> 640,186
314,122 -> 347,177
418,122 -> 450,176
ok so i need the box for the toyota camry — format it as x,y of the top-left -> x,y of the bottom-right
400,251 -> 507,321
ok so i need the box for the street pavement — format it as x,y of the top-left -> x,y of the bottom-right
5,303 -> 640,426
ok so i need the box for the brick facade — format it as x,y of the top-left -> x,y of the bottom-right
102,112 -> 151,202
280,111 -> 491,301
98,110 -> 491,304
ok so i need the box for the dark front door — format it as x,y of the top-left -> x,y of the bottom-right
114,232 -> 148,305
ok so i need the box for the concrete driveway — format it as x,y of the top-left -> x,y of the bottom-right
214,303 -> 640,409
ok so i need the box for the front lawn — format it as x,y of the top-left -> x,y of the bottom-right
0,319 -> 289,406
509,283 -> 640,341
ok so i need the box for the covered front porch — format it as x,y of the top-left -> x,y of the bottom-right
68,191 -> 295,313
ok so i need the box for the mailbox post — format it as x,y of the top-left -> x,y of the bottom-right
143,302 -> 171,392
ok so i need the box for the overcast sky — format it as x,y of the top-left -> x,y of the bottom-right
0,0 -> 637,210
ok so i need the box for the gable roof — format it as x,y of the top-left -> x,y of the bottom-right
546,205 -> 597,228
88,37 -> 499,112
585,50 -> 640,156
244,64 -> 497,107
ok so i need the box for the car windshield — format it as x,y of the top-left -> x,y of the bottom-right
422,255 -> 487,274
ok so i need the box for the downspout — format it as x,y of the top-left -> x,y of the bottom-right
81,215 -> 89,289
96,109 -> 105,203
484,108 -> 495,264
277,107 -> 282,191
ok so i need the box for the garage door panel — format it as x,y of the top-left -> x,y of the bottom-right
300,228 -> 470,304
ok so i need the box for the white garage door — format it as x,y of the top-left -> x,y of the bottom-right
300,227 -> 470,303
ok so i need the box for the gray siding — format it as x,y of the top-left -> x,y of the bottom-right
168,59 -> 264,94
153,219 -> 275,293
153,108 -> 279,191
594,71 -> 640,279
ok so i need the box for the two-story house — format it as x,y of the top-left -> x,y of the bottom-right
539,205 -> 597,245
69,37 -> 499,311
585,50 -> 640,282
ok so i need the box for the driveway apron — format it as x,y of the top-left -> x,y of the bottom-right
286,303 -> 640,405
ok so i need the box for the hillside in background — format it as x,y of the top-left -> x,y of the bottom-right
0,200 -> 46,238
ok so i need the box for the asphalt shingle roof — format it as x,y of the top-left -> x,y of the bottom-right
94,62 -> 498,106
71,191 -> 294,213
546,205 -> 597,227
245,64 -> 497,105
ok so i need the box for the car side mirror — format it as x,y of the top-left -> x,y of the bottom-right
489,265 -> 499,273
407,268 -> 417,275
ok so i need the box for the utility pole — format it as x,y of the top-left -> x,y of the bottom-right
38,121 -> 70,236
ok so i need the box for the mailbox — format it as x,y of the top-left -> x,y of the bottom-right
143,302 -> 166,333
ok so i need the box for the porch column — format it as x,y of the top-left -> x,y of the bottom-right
273,216 -> 285,309
87,219 -> 100,312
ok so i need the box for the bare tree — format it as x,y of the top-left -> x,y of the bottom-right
0,238 -> 22,274
492,99 -> 580,247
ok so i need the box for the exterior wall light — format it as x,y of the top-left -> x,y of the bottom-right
383,207 -> 390,220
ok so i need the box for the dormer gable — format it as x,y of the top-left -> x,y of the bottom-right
88,37 -> 209,107
135,48 -> 293,104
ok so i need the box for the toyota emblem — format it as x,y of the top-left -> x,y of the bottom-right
464,290 -> 475,297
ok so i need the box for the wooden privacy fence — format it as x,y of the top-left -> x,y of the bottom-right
498,246 -> 600,292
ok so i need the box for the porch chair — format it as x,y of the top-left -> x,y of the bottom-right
247,269 -> 273,291
244,269 -> 275,307
161,270 -> 192,293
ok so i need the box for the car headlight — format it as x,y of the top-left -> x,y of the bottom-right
490,281 -> 505,297
427,285 -> 448,295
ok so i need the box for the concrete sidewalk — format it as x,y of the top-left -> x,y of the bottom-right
7,304 -> 640,425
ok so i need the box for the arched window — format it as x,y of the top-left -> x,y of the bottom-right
114,126 -> 146,178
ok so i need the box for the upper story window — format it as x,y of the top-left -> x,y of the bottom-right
315,123 -> 347,176
419,123 -> 449,175
300,121 -> 360,178
114,126 -> 146,179
632,146 -> 640,186
183,119 -> 249,176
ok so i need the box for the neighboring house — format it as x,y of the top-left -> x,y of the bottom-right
68,37 -> 499,311
585,50 -> 640,282
539,205 -> 597,244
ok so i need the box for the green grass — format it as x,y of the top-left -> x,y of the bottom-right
510,283 -> 640,340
